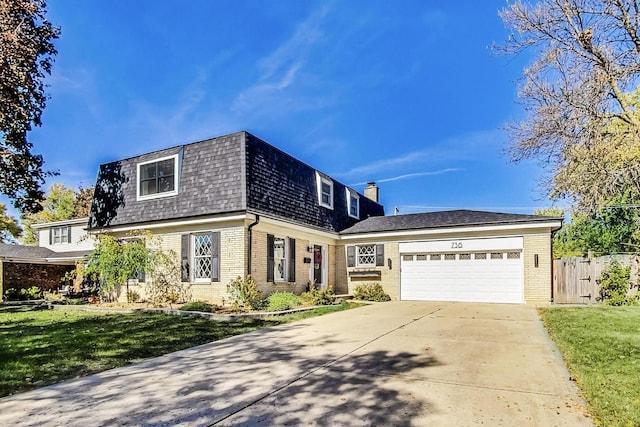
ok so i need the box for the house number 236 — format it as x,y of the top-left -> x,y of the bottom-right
451,241 -> 463,249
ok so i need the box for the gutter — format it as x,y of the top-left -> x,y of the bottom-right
247,214 -> 260,276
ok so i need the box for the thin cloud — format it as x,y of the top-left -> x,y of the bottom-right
231,4 -> 331,114
337,151 -> 432,178
351,168 -> 461,186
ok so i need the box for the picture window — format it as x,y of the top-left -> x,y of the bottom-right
137,155 -> 178,200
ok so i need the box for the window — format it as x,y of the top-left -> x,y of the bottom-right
416,254 -> 427,261
315,171 -> 334,209
474,253 -> 487,260
267,234 -> 296,282
347,244 -> 385,267
403,255 -> 414,261
346,188 -> 359,219
491,252 -> 504,260
430,254 -> 441,260
180,232 -> 220,282
273,237 -> 287,281
507,252 -> 521,259
50,226 -> 71,245
444,254 -> 456,260
193,234 -> 212,281
459,253 -> 471,260
137,155 -> 178,200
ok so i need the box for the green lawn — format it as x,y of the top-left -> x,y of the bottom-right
0,302 -> 360,397
539,306 -> 640,427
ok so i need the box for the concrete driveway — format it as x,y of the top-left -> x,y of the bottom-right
0,302 -> 591,426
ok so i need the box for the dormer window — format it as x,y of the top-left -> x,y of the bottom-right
315,171 -> 334,209
346,188 -> 359,219
137,154 -> 179,200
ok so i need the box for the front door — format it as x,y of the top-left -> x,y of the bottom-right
312,245 -> 325,288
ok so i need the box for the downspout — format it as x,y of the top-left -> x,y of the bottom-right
247,214 -> 260,276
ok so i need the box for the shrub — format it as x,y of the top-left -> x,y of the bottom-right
3,288 -> 22,301
22,286 -> 43,300
598,261 -> 637,306
266,292 -> 302,311
180,301 -> 216,313
353,283 -> 391,302
300,286 -> 335,306
227,275 -> 261,311
126,290 -> 141,303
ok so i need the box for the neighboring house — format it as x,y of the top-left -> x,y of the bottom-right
0,218 -> 93,295
87,131 -> 562,304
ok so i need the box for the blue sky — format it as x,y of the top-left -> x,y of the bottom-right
9,0 -> 554,217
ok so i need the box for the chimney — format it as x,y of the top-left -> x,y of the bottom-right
364,182 -> 379,203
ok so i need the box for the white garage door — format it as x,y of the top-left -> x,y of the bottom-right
400,237 -> 524,303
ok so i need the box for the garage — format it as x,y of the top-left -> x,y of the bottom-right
399,237 -> 524,303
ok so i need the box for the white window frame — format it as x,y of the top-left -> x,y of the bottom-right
315,171 -> 334,210
356,244 -> 376,267
192,233 -> 213,282
52,226 -> 70,245
273,236 -> 288,282
136,154 -> 179,201
346,188 -> 359,219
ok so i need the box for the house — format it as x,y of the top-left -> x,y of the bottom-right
0,218 -> 93,294
87,131 -> 562,304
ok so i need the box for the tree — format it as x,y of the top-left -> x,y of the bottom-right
83,233 -> 157,299
0,0 -> 60,213
534,206 -> 565,217
20,183 -> 94,244
497,0 -> 640,213
553,200 -> 640,257
0,203 -> 21,242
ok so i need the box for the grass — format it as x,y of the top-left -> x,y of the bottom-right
0,301 -> 361,397
539,306 -> 640,427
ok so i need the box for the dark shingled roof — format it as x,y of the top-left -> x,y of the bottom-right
88,131 -> 385,232
340,210 -> 562,235
0,243 -> 90,261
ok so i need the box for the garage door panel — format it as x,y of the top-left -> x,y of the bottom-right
400,238 -> 524,304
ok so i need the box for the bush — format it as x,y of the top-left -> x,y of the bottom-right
266,292 -> 302,311
300,286 -> 335,306
180,301 -> 216,313
22,286 -> 43,300
126,290 -> 140,303
227,275 -> 261,311
3,288 -> 22,301
598,261 -> 637,306
353,283 -> 391,302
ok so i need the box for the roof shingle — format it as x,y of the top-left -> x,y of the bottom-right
339,210 -> 562,234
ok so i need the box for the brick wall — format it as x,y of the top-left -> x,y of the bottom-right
523,233 -> 553,303
341,241 -> 400,300
250,227 -> 338,297
116,226 -> 247,304
1,261 -> 75,293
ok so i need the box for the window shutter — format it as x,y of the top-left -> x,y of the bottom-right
181,234 -> 190,282
138,269 -> 146,283
288,238 -> 296,282
267,234 -> 274,282
347,246 -> 355,267
49,228 -> 53,245
211,231 -> 220,282
376,244 -> 385,266
67,226 -> 72,243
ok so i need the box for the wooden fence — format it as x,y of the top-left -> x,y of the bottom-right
553,255 -> 639,304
